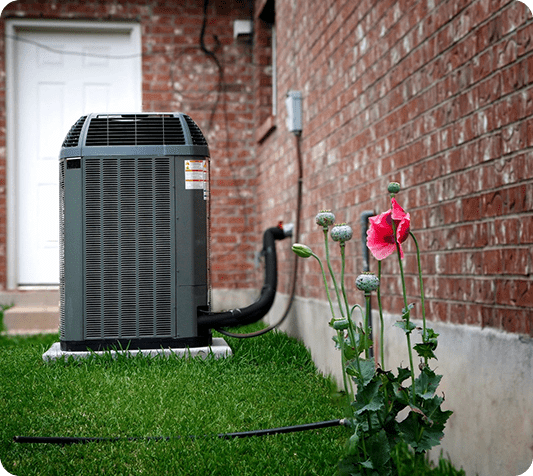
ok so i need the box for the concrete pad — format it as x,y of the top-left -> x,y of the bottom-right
42,337 -> 232,362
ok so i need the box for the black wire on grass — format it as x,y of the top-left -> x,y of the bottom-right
14,419 -> 345,445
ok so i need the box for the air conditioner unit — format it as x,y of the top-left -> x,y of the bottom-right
59,113 -> 211,351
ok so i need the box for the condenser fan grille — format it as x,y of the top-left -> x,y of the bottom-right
183,115 -> 208,146
85,114 -> 187,146
84,157 -> 173,339
62,116 -> 87,148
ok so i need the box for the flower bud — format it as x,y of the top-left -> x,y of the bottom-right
315,210 -> 336,228
292,243 -> 314,258
388,182 -> 401,194
331,223 -> 353,243
356,272 -> 380,293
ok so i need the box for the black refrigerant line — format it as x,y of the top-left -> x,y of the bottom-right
13,419 -> 345,445
361,211 -> 375,358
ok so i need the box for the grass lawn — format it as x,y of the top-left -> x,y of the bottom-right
0,325 -> 465,475
0,327 -> 349,475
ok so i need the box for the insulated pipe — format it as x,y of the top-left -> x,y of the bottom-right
197,226 -> 289,330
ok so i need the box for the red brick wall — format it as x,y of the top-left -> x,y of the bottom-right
258,0 -> 533,335
0,0 -> 259,291
2,0 -> 532,334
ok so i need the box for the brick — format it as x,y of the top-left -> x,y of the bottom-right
462,196 -> 482,221
501,308 -> 531,335
482,191 -> 505,217
517,280 -> 533,307
493,216 -> 521,245
481,306 -> 501,329
502,247 -> 531,275
482,249 -> 503,274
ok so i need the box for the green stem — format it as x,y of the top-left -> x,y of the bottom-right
347,320 -> 358,360
398,251 -> 416,402
323,229 -> 346,317
312,254 -> 336,320
364,294 -> 371,359
410,231 -> 428,366
390,202 -> 416,402
349,304 -> 365,354
377,261 -> 385,369
340,244 -> 351,321
312,251 -> 353,399
339,243 -> 358,367
337,330 -> 353,400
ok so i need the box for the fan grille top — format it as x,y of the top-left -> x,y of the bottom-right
61,113 -> 209,154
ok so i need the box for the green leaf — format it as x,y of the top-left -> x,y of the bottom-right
337,455 -> 369,476
394,320 -> 416,334
393,383 -> 411,406
415,327 -> 439,359
396,367 -> 412,384
397,413 -> 420,449
423,395 -> 453,428
366,429 -> 392,470
414,342 -> 438,360
343,344 -> 357,362
423,327 -> 439,344
398,397 -> 453,452
332,334 -> 342,349
352,379 -> 384,415
415,367 -> 442,400
401,303 -> 415,319
355,325 -> 373,354
345,426 -> 361,454
346,358 -> 375,386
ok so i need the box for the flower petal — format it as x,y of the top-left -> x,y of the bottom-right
391,198 -> 411,244
367,211 -> 397,260
396,214 -> 411,244
391,198 -> 407,221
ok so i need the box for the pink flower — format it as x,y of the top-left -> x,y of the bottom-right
367,198 -> 411,260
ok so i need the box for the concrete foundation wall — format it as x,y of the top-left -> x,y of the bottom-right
260,292 -> 533,476
211,288 -> 260,313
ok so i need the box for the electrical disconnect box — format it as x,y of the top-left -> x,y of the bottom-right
285,91 -> 302,134
59,113 -> 211,351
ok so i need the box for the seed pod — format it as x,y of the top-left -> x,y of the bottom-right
315,210 -> 336,228
331,223 -> 353,243
388,182 -> 401,194
332,319 -> 350,330
355,272 -> 380,293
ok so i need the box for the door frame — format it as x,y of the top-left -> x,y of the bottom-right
5,19 -> 142,289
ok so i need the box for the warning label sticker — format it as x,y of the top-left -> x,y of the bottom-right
184,160 -> 207,190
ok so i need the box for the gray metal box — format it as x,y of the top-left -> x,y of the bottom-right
59,113 -> 211,351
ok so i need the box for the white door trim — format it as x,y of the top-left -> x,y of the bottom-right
5,19 -> 142,289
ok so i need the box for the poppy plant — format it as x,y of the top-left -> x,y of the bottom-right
291,183 -> 451,474
367,198 -> 411,260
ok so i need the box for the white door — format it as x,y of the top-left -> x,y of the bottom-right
11,23 -> 141,285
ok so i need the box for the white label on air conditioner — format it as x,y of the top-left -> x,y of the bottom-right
184,160 -> 207,190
